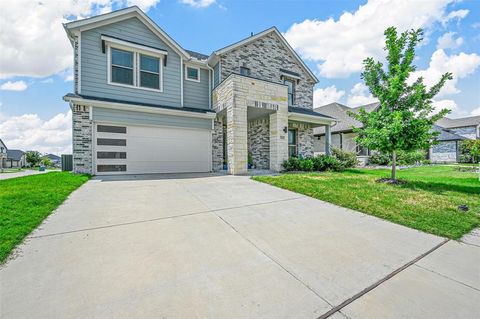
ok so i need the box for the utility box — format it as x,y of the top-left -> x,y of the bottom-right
61,154 -> 73,172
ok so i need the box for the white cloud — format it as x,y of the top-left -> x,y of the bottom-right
313,85 -> 345,107
284,0 -> 467,78
432,99 -> 457,114
180,0 -> 215,8
346,83 -> 377,107
40,78 -> 54,84
410,49 -> 480,98
0,0 -> 160,80
0,111 -> 72,154
441,9 -> 469,26
436,32 -> 464,50
470,107 -> 480,116
0,81 -> 28,91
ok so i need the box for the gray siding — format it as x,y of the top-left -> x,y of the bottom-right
92,107 -> 212,130
80,17 -> 182,108
183,67 -> 210,110
213,62 -> 220,87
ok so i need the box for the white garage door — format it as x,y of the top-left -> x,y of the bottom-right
94,123 -> 211,175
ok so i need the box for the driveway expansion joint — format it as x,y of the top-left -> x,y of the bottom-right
317,238 -> 450,319
413,264 -> 480,292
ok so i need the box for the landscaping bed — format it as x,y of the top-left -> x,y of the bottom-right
0,172 -> 89,263
253,166 -> 480,239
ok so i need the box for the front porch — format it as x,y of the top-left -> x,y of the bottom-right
212,74 -> 335,175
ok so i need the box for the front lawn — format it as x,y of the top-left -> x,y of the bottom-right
253,166 -> 480,239
0,172 -> 89,263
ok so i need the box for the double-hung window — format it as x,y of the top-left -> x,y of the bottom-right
139,54 -> 160,90
284,78 -> 295,106
105,36 -> 164,92
111,48 -> 134,85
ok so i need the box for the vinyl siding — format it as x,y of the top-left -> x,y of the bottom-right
183,67 -> 210,110
92,107 -> 212,130
80,17 -> 182,108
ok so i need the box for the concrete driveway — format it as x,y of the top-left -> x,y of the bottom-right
1,174 -> 479,318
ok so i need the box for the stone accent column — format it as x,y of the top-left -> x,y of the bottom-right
72,104 -> 93,174
212,118 -> 224,171
270,96 -> 288,171
226,96 -> 248,175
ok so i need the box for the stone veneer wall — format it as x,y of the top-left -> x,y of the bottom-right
248,118 -> 270,169
72,104 -> 93,174
431,141 -> 457,163
289,122 -> 314,158
219,32 -> 315,110
212,118 -> 224,171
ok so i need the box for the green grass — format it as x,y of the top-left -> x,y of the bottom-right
253,166 -> 480,239
0,172 -> 89,263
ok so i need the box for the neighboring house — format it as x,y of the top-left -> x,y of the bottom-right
63,6 -> 336,175
45,154 -> 61,167
314,103 -> 479,164
431,116 -> 480,163
313,102 -> 379,165
0,139 -> 7,170
6,150 -> 26,168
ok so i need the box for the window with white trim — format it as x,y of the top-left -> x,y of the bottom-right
185,66 -> 200,82
107,44 -> 163,92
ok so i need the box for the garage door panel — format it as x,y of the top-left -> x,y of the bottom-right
95,123 -> 211,175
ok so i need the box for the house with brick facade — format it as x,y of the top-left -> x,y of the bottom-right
63,6 -> 336,175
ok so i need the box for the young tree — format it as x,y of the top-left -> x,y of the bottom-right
350,27 -> 452,182
25,151 -> 41,167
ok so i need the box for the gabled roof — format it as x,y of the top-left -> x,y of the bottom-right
185,49 -> 209,61
63,6 -> 191,59
0,138 -> 6,151
46,154 -> 61,160
432,125 -> 466,141
314,101 -> 380,135
436,115 -> 480,129
211,27 -> 318,83
7,149 -> 24,161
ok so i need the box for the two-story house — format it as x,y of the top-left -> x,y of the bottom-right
63,6 -> 335,175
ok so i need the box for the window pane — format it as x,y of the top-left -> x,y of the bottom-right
111,48 -> 133,68
187,67 -> 199,80
112,66 -> 133,85
97,164 -> 126,172
97,138 -> 126,146
140,71 -> 160,89
97,125 -> 126,133
288,129 -> 296,144
97,152 -> 127,159
140,55 -> 159,73
240,67 -> 250,76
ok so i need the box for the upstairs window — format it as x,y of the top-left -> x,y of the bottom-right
106,40 -> 164,92
111,48 -> 134,85
186,66 -> 200,82
140,54 -> 160,90
284,78 -> 296,106
239,66 -> 250,76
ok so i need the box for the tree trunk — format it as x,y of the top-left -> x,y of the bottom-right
391,150 -> 397,181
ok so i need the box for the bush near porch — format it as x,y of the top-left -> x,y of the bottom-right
253,166 -> 480,239
283,147 -> 358,172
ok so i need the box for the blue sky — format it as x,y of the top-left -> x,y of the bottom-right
0,0 -> 479,154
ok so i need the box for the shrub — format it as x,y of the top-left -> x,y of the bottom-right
282,157 -> 300,171
369,152 -> 390,165
312,155 -> 342,172
299,158 -> 314,171
369,150 -> 426,166
331,147 -> 358,168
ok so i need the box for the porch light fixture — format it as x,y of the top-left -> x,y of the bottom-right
283,126 -> 288,133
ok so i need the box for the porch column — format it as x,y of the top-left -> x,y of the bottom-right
325,124 -> 332,156
226,99 -> 248,175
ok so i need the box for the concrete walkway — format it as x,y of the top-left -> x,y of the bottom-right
1,174 -> 478,318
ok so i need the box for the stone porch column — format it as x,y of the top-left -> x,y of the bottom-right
226,98 -> 248,175
325,124 -> 332,156
269,105 -> 288,172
